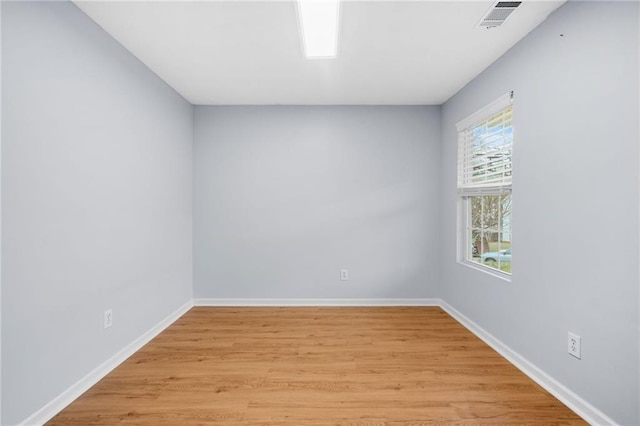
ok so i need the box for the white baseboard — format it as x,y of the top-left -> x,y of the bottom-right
439,301 -> 617,426
19,300 -> 194,426
193,298 -> 441,307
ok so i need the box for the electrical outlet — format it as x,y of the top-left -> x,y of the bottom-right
104,309 -> 113,329
568,332 -> 581,359
340,269 -> 349,281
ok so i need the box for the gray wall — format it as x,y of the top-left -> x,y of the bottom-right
1,2 -> 193,424
440,2 -> 639,424
194,106 -> 440,300
0,2 -> 3,422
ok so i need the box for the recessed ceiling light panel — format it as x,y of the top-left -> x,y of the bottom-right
298,0 -> 340,58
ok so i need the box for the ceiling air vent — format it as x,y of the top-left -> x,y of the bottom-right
479,1 -> 522,28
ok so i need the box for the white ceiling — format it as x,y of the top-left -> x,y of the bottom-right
74,1 -> 565,105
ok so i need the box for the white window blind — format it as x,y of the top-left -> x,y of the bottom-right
457,92 -> 513,196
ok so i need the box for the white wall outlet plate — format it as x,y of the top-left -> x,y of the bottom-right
568,332 -> 581,359
340,269 -> 349,281
104,309 -> 113,329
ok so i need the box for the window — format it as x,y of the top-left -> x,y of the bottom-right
457,92 -> 513,276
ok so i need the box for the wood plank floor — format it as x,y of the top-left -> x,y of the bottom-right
48,307 -> 586,425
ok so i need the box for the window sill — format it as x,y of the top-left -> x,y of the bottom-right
458,259 -> 512,282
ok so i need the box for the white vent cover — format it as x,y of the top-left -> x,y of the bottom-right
479,1 -> 522,28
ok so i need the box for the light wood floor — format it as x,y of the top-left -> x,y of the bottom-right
48,307 -> 586,425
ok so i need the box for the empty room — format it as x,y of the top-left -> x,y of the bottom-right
2,0 -> 639,424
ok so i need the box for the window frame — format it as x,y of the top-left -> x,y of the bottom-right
456,92 -> 514,280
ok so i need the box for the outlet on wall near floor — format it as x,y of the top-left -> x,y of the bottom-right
340,269 -> 349,281
104,309 -> 113,329
568,332 -> 581,359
